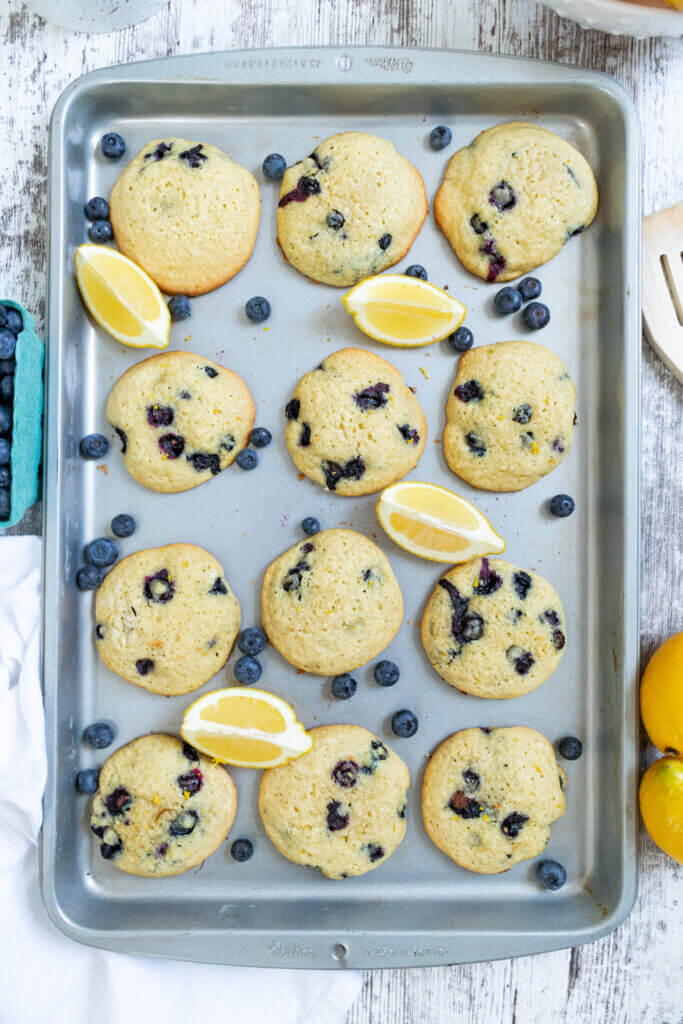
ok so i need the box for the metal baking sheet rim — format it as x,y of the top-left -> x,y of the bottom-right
40,46 -> 641,970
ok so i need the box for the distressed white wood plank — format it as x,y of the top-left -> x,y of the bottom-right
1,1 -> 682,1020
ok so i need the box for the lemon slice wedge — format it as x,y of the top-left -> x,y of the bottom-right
342,274 -> 466,347
377,481 -> 505,563
181,687 -> 312,769
74,244 -> 170,349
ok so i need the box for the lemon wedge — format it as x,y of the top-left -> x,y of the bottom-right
74,244 -> 170,349
342,274 -> 466,347
181,687 -> 312,769
377,481 -> 505,563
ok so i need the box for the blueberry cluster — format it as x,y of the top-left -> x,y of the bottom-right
494,277 -> 550,330
84,194 -> 113,244
0,303 -> 23,521
234,627 -> 267,684
75,514 -> 137,591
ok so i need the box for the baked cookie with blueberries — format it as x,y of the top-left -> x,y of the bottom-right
277,132 -> 427,286
421,726 -> 566,874
95,543 -> 240,696
106,351 -> 254,493
261,529 -> 403,676
284,347 -> 426,496
421,556 -> 566,699
109,138 -> 260,295
90,734 -> 237,877
443,340 -> 576,492
434,122 -> 598,283
259,725 -> 410,879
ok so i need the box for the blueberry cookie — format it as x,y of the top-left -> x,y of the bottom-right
90,734 -> 237,877
106,351 -> 254,493
277,132 -> 427,286
109,138 -> 260,295
95,543 -> 240,696
421,556 -> 566,699
443,341 -> 576,492
434,122 -> 598,283
421,726 -> 566,874
261,529 -> 403,675
259,725 -> 410,879
284,348 -> 426,496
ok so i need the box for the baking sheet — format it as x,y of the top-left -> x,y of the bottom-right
41,47 -> 640,969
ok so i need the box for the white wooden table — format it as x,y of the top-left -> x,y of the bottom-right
2,1 -> 682,1020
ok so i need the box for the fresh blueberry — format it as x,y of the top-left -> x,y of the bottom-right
245,296 -> 271,323
331,674 -> 357,700
79,433 -> 110,460
0,438 -> 10,465
391,709 -> 418,738
167,295 -> 191,321
536,859 -> 567,891
301,516 -> 320,536
494,287 -> 522,315
326,210 -> 345,230
236,448 -> 258,471
0,487 -> 10,521
0,406 -> 11,435
517,277 -> 542,302
558,736 -> 583,760
0,329 -> 17,360
238,627 -> 267,656
231,838 -> 255,861
405,264 -> 428,280
5,308 -> 23,335
429,125 -> 452,150
84,722 -> 115,749
0,466 -> 9,487
100,132 -> 126,159
85,537 -> 119,568
262,153 -> 286,180
549,494 -> 575,518
0,306 -> 6,328
374,660 -> 400,687
75,768 -> 99,794
84,196 -> 109,220
234,655 -> 262,684
89,220 -> 113,243
449,326 -> 473,353
76,565 -> 104,590
1,375 -> 13,403
249,427 -> 272,448
111,513 -> 135,538
0,359 -> 15,375
522,301 -> 550,330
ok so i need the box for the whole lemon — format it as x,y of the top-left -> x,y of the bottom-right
639,757 -> 683,864
640,631 -> 683,756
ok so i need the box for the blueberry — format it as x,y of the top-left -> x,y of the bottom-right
236,448 -> 258,471
0,359 -> 15,375
285,398 -> 300,421
208,577 -> 228,595
429,125 -> 452,150
169,810 -> 198,837
250,427 -> 272,448
0,487 -> 10,521
549,494 -> 575,518
238,627 -> 267,656
1,376 -> 13,403
76,565 -> 104,590
5,308 -> 23,335
501,811 -> 529,838
494,287 -> 522,315
0,306 -> 6,328
474,557 -> 503,596
0,406 -> 11,435
489,180 -> 516,212
158,433 -> 185,458
84,196 -> 109,220
111,513 -> 135,538
167,295 -> 191,321
374,660 -> 400,687
448,791 -> 482,819
176,769 -> 203,795
0,438 -> 10,465
449,326 -> 473,353
512,404 -> 532,425
231,838 -> 255,861
0,466 -> 9,487
332,759 -> 359,788
234,655 -> 262,684
84,722 -> 115,749
75,768 -> 99,794
301,516 -> 320,536
378,233 -> 392,251
391,709 -> 418,738
327,210 -> 345,230
469,213 -> 489,235
454,379 -> 483,403
100,132 -> 126,159
405,264 -> 427,280
88,220 -> 113,243
558,736 -> 583,760
262,153 -> 287,180
79,433 -> 109,460
517,277 -> 542,302
299,175 -> 320,196
0,329 -> 17,360
85,537 -> 119,568
536,859 -> 567,891
522,301 -> 550,330
326,800 -> 349,831
143,568 -> 174,603
245,296 -> 271,323
135,658 -> 154,675
331,674 -> 357,700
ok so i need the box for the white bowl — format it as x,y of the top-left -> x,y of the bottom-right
539,0 -> 682,37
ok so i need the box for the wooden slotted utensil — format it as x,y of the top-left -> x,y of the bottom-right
643,201 -> 683,383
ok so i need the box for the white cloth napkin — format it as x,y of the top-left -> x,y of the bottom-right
0,537 -> 362,1024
